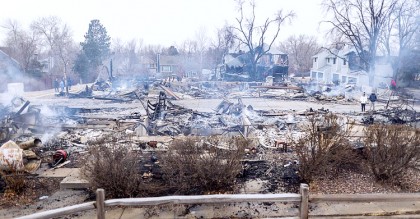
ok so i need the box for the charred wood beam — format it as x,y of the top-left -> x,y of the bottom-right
192,111 -> 211,118
14,101 -> 30,116
160,85 -> 181,100
250,85 -> 303,91
86,96 -> 128,102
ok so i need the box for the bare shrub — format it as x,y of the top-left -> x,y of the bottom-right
159,136 -> 247,195
290,113 -> 358,183
80,142 -> 145,198
0,163 -> 26,196
364,124 -> 420,181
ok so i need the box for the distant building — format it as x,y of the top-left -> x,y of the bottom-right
139,54 -> 195,80
0,48 -> 24,92
311,46 -> 394,88
221,44 -> 288,82
157,54 -> 184,78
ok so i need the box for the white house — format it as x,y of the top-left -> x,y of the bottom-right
311,46 -> 393,88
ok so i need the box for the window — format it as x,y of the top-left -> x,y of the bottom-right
314,57 -> 317,62
318,72 -> 324,79
311,72 -> 317,78
343,59 -> 347,65
333,58 -> 336,64
333,74 -> 339,81
342,76 -> 347,83
161,65 -> 172,72
327,58 -> 330,63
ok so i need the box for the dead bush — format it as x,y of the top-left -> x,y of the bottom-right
290,113 -> 359,183
80,142 -> 145,198
363,124 -> 420,181
159,136 -> 247,195
0,163 -> 26,196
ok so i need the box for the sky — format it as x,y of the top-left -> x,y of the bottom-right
0,0 -> 328,47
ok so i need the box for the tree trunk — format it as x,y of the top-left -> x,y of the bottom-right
369,68 -> 375,87
368,55 -> 376,87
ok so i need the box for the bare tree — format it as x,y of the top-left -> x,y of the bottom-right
1,19 -> 39,74
279,35 -> 321,76
111,38 -> 144,75
30,16 -> 76,76
178,40 -> 198,55
208,25 -> 235,73
195,26 -> 209,72
379,0 -> 419,83
232,0 -> 294,80
323,0 -> 398,86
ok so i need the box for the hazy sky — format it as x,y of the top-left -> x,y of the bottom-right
0,0 -> 328,47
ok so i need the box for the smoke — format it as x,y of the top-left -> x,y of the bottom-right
38,105 -> 58,117
0,50 -> 48,104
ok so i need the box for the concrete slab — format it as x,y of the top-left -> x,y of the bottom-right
310,201 -> 420,217
38,168 -> 78,178
73,208 -> 124,219
311,215 -> 420,219
375,201 -> 420,213
119,208 -> 147,219
132,136 -> 173,143
60,168 -> 90,189
310,202 -> 385,216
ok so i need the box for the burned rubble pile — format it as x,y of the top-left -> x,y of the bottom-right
0,81 -> 312,195
1,77 -> 419,207
0,97 -> 41,142
360,91 -> 419,125
165,80 -> 360,102
63,76 -> 155,103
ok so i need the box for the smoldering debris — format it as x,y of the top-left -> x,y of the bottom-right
0,76 -> 417,201
0,97 -> 42,142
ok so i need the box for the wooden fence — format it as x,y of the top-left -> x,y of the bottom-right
15,184 -> 420,219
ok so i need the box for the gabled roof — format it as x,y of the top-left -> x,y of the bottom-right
0,48 -> 21,68
225,58 -> 243,67
159,55 -> 183,65
312,46 -> 356,58
229,43 -> 286,55
139,56 -> 155,64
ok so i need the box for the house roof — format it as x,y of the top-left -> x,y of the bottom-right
0,48 -> 21,68
159,55 -> 182,65
229,43 -> 286,55
225,58 -> 243,67
312,46 -> 356,58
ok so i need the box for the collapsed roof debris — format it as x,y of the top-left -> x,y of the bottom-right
0,74 -> 418,217
0,97 -> 41,142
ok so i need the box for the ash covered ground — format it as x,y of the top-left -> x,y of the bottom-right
0,79 -> 419,218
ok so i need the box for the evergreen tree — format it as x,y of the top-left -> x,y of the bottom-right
74,19 -> 111,82
73,52 -> 89,82
81,19 -> 111,67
